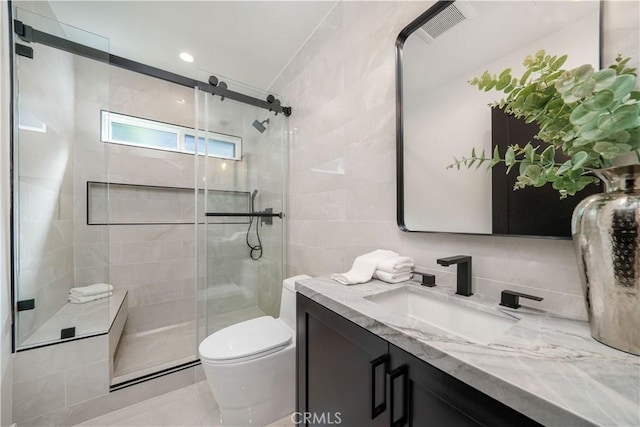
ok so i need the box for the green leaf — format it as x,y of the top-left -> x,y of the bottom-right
572,64 -> 595,82
484,80 -> 497,91
551,54 -> 568,71
611,74 -> 637,100
593,69 -> 617,90
567,79 -> 597,102
496,75 -> 511,90
571,151 -> 590,170
523,164 -> 542,182
570,104 -> 600,125
593,141 -> 630,160
541,145 -> 555,166
519,69 -> 532,85
467,147 -> 477,168
583,90 -> 615,111
555,72 -> 575,94
525,93 -> 549,109
499,68 -> 512,79
593,141 -> 614,155
519,160 -> 532,175
610,130 -> 631,143
505,146 -> 516,167
597,104 -> 640,132
581,126 -> 609,141
489,145 -> 501,168
524,143 -> 534,161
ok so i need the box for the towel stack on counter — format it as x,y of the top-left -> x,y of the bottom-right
373,256 -> 415,283
331,250 -> 415,285
69,283 -> 113,304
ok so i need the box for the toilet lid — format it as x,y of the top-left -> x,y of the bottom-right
199,316 -> 292,362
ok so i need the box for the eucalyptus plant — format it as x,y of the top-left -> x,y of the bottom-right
449,50 -> 640,198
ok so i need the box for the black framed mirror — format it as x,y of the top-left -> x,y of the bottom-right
395,0 -> 602,238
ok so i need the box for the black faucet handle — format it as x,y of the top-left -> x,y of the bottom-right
436,255 -> 471,266
500,290 -> 543,309
413,270 -> 436,287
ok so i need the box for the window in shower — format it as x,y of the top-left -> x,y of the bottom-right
100,111 -> 242,160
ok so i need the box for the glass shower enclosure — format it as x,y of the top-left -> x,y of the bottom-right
11,9 -> 289,386
195,74 -> 287,340
13,9 -> 112,350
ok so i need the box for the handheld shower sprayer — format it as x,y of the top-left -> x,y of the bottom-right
246,189 -> 262,260
251,189 -> 258,212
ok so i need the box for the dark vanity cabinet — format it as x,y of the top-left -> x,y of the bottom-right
296,293 -> 388,427
297,294 -> 541,427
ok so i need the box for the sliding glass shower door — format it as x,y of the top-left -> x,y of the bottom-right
195,75 -> 287,341
13,9 -> 111,350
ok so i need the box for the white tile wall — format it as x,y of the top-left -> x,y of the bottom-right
12,335 -> 109,424
13,371 -> 66,423
272,0 -> 640,319
16,363 -> 199,427
73,63 -> 199,335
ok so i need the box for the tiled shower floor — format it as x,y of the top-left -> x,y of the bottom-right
113,321 -> 198,384
112,306 -> 267,384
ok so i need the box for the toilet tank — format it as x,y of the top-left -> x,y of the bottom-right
280,275 -> 311,330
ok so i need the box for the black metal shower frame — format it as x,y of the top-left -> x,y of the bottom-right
12,19 -> 292,117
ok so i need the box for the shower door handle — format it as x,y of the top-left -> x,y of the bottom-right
205,211 -> 284,218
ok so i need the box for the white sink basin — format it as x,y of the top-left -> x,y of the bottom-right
365,286 -> 517,344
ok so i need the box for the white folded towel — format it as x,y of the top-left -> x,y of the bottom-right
374,270 -> 413,284
331,249 -> 399,285
69,283 -> 113,297
376,256 -> 415,274
69,291 -> 112,304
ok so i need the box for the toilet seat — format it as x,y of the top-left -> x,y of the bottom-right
199,316 -> 293,365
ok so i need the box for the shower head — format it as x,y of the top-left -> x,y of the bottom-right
252,118 -> 269,134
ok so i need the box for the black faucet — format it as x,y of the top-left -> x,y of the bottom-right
413,270 -> 436,287
499,290 -> 543,309
436,255 -> 472,296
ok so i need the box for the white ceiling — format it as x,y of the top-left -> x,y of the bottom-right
46,1 -> 337,91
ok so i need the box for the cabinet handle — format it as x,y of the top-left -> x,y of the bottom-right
370,355 -> 389,419
388,365 -> 409,427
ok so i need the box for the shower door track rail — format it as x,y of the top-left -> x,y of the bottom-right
12,19 -> 292,117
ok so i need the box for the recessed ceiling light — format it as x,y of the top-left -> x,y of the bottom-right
179,52 -> 194,63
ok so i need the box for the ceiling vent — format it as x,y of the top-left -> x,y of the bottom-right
416,1 -> 477,44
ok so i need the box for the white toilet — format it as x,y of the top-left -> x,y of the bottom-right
199,275 -> 310,426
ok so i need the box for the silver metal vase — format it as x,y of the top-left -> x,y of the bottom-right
572,164 -> 640,356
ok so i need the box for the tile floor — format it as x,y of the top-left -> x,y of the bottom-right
112,306 -> 267,384
75,381 -> 295,427
113,321 -> 197,382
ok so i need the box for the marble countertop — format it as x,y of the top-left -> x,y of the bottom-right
296,277 -> 640,427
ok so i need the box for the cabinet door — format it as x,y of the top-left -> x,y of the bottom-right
297,294 -> 389,427
388,344 -> 542,427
